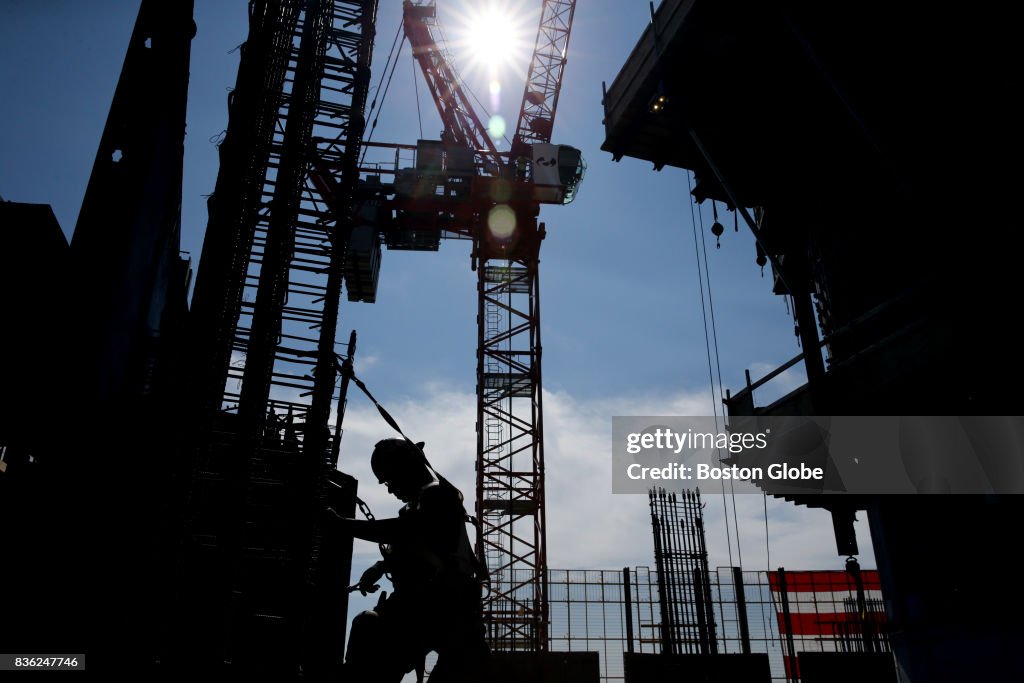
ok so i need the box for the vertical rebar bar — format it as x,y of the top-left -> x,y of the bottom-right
660,490 -> 683,653
649,491 -> 671,654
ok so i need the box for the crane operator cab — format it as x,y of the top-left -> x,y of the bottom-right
529,143 -> 586,205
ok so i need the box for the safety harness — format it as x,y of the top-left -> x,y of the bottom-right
339,362 -> 491,592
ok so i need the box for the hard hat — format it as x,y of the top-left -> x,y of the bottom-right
370,438 -> 426,484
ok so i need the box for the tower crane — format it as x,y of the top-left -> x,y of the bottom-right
313,0 -> 582,651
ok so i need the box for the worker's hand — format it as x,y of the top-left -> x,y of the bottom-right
321,507 -> 353,531
357,562 -> 385,595
356,581 -> 380,596
321,506 -> 342,524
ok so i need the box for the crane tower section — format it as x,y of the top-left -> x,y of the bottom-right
313,0 -> 582,653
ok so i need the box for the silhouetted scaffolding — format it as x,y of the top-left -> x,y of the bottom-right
173,0 -> 377,677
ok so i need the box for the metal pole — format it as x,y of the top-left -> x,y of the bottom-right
330,330 -> 357,468
847,556 -> 874,654
623,567 -> 635,655
734,566 -> 752,655
693,567 -> 710,655
777,568 -> 798,683
693,492 -> 718,654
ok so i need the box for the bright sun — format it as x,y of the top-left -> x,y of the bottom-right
467,9 -> 519,71
450,1 -> 532,76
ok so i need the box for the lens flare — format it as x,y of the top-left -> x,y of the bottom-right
488,204 -> 516,240
489,79 -> 502,110
488,115 -> 507,139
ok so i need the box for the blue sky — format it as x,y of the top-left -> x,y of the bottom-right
0,0 -> 874,592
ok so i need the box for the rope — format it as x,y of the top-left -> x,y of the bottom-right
335,360 -> 471,512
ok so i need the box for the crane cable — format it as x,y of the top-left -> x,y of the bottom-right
685,171 -> 734,569
365,18 -> 403,124
686,171 -> 745,569
413,52 -> 424,139
359,21 -> 407,167
696,187 -> 745,571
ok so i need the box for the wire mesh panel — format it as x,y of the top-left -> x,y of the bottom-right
764,567 -> 890,681
548,566 -> 891,683
548,568 -> 660,682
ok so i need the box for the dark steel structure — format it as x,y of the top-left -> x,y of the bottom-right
5,0 -> 579,674
601,1 -> 1023,681
171,0 -> 377,677
2,0 -> 196,668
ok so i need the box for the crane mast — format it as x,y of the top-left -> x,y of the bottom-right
399,0 -> 579,651
313,0 -> 581,652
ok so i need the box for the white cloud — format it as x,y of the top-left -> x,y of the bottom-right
354,352 -> 381,371
334,382 -> 875,582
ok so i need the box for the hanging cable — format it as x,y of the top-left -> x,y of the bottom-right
694,182 -> 744,570
318,8 -> 403,171
360,33 -> 407,166
412,53 -> 424,139
686,171 -> 734,570
366,19 -> 403,123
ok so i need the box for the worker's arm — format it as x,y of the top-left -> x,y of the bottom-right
323,507 -> 404,544
355,560 -> 386,594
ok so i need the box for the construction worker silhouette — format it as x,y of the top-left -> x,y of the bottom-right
324,438 -> 489,682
